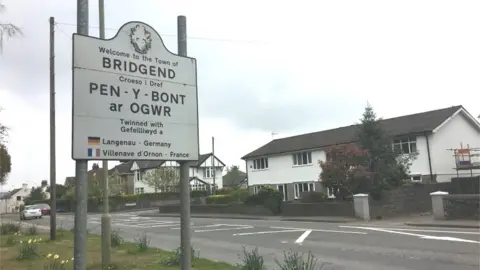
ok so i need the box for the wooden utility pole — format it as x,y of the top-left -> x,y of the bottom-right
49,16 -> 57,241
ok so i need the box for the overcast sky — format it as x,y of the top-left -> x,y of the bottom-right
0,0 -> 479,190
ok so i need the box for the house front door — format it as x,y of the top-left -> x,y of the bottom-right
277,184 -> 288,201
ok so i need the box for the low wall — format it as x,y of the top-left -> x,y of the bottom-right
451,176 -> 480,194
159,202 -> 356,217
159,204 -> 272,216
282,202 -> 354,217
443,194 -> 480,220
370,183 -> 451,219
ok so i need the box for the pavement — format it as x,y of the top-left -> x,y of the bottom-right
1,210 -> 479,270
144,212 -> 358,223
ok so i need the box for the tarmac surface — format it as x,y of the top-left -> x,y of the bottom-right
2,211 -> 479,270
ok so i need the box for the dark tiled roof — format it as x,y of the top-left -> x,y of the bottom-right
110,161 -> 134,175
0,188 -> 21,199
135,161 -> 165,170
223,171 -> 247,187
64,177 -> 75,187
242,105 -> 463,159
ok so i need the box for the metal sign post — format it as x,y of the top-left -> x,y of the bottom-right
71,11 -> 199,270
74,1 -> 89,270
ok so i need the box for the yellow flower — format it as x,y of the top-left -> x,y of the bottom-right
28,239 -> 32,244
61,260 -> 65,264
39,238 -> 42,241
19,240 -> 23,244
47,253 -> 52,258
53,254 -> 59,259
65,260 -> 69,263
33,239 -> 37,243
71,257 -> 74,261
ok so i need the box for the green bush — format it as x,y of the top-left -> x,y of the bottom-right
244,187 -> 283,215
29,190 -> 209,212
206,194 -> 235,204
161,246 -> 199,266
300,192 -> 328,203
237,247 -> 266,270
231,188 -> 250,202
0,222 -> 21,235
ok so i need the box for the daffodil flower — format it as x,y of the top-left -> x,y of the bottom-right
53,254 -> 59,259
61,260 -> 65,264
33,239 -> 37,243
19,240 -> 23,244
47,253 -> 52,258
71,257 -> 74,261
28,239 -> 32,244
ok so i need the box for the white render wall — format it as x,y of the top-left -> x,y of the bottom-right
429,111 -> 480,182
246,150 -> 326,186
246,112 -> 480,186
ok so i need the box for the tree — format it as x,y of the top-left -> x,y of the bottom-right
355,104 -> 417,197
0,143 -> 11,185
86,165 -> 122,197
222,165 -> 246,188
47,184 -> 67,198
24,187 -> 46,205
319,144 -> 371,199
0,4 -> 22,53
142,167 -> 179,193
0,108 -> 11,185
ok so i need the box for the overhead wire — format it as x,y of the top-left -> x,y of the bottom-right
55,21 -> 269,44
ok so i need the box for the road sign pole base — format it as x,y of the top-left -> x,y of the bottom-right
101,215 -> 111,267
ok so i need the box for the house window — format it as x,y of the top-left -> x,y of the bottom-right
293,151 -> 312,166
191,184 -> 207,191
134,187 -> 144,194
253,158 -> 269,170
203,167 -> 214,178
134,171 -> 142,182
294,182 -> 315,199
253,185 -> 264,194
393,136 -> 417,154
409,174 -> 422,183
16,196 -> 21,201
326,187 -> 336,199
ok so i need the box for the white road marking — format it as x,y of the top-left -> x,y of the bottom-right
233,229 -> 304,236
216,224 -> 252,227
149,223 -> 182,228
340,226 -> 480,235
340,226 -> 480,244
420,236 -> 480,243
271,226 -> 367,235
171,224 -> 221,230
195,226 -> 253,233
295,230 -> 312,244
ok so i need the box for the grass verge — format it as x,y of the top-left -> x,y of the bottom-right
0,229 -> 235,270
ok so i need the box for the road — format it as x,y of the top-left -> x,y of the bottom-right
4,211 -> 480,270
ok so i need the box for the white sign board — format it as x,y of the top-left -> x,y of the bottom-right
72,21 -> 199,161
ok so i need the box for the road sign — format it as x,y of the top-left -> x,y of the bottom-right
72,21 -> 199,161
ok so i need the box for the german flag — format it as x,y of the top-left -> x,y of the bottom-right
87,136 -> 100,146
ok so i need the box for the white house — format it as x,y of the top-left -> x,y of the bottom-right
241,105 -> 480,201
130,153 -> 226,194
0,184 -> 31,214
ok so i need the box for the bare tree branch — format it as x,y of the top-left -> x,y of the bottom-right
0,3 -> 23,53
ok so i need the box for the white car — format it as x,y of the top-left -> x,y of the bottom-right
20,205 -> 43,220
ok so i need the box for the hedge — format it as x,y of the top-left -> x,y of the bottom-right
27,190 -> 208,211
206,194 -> 236,204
